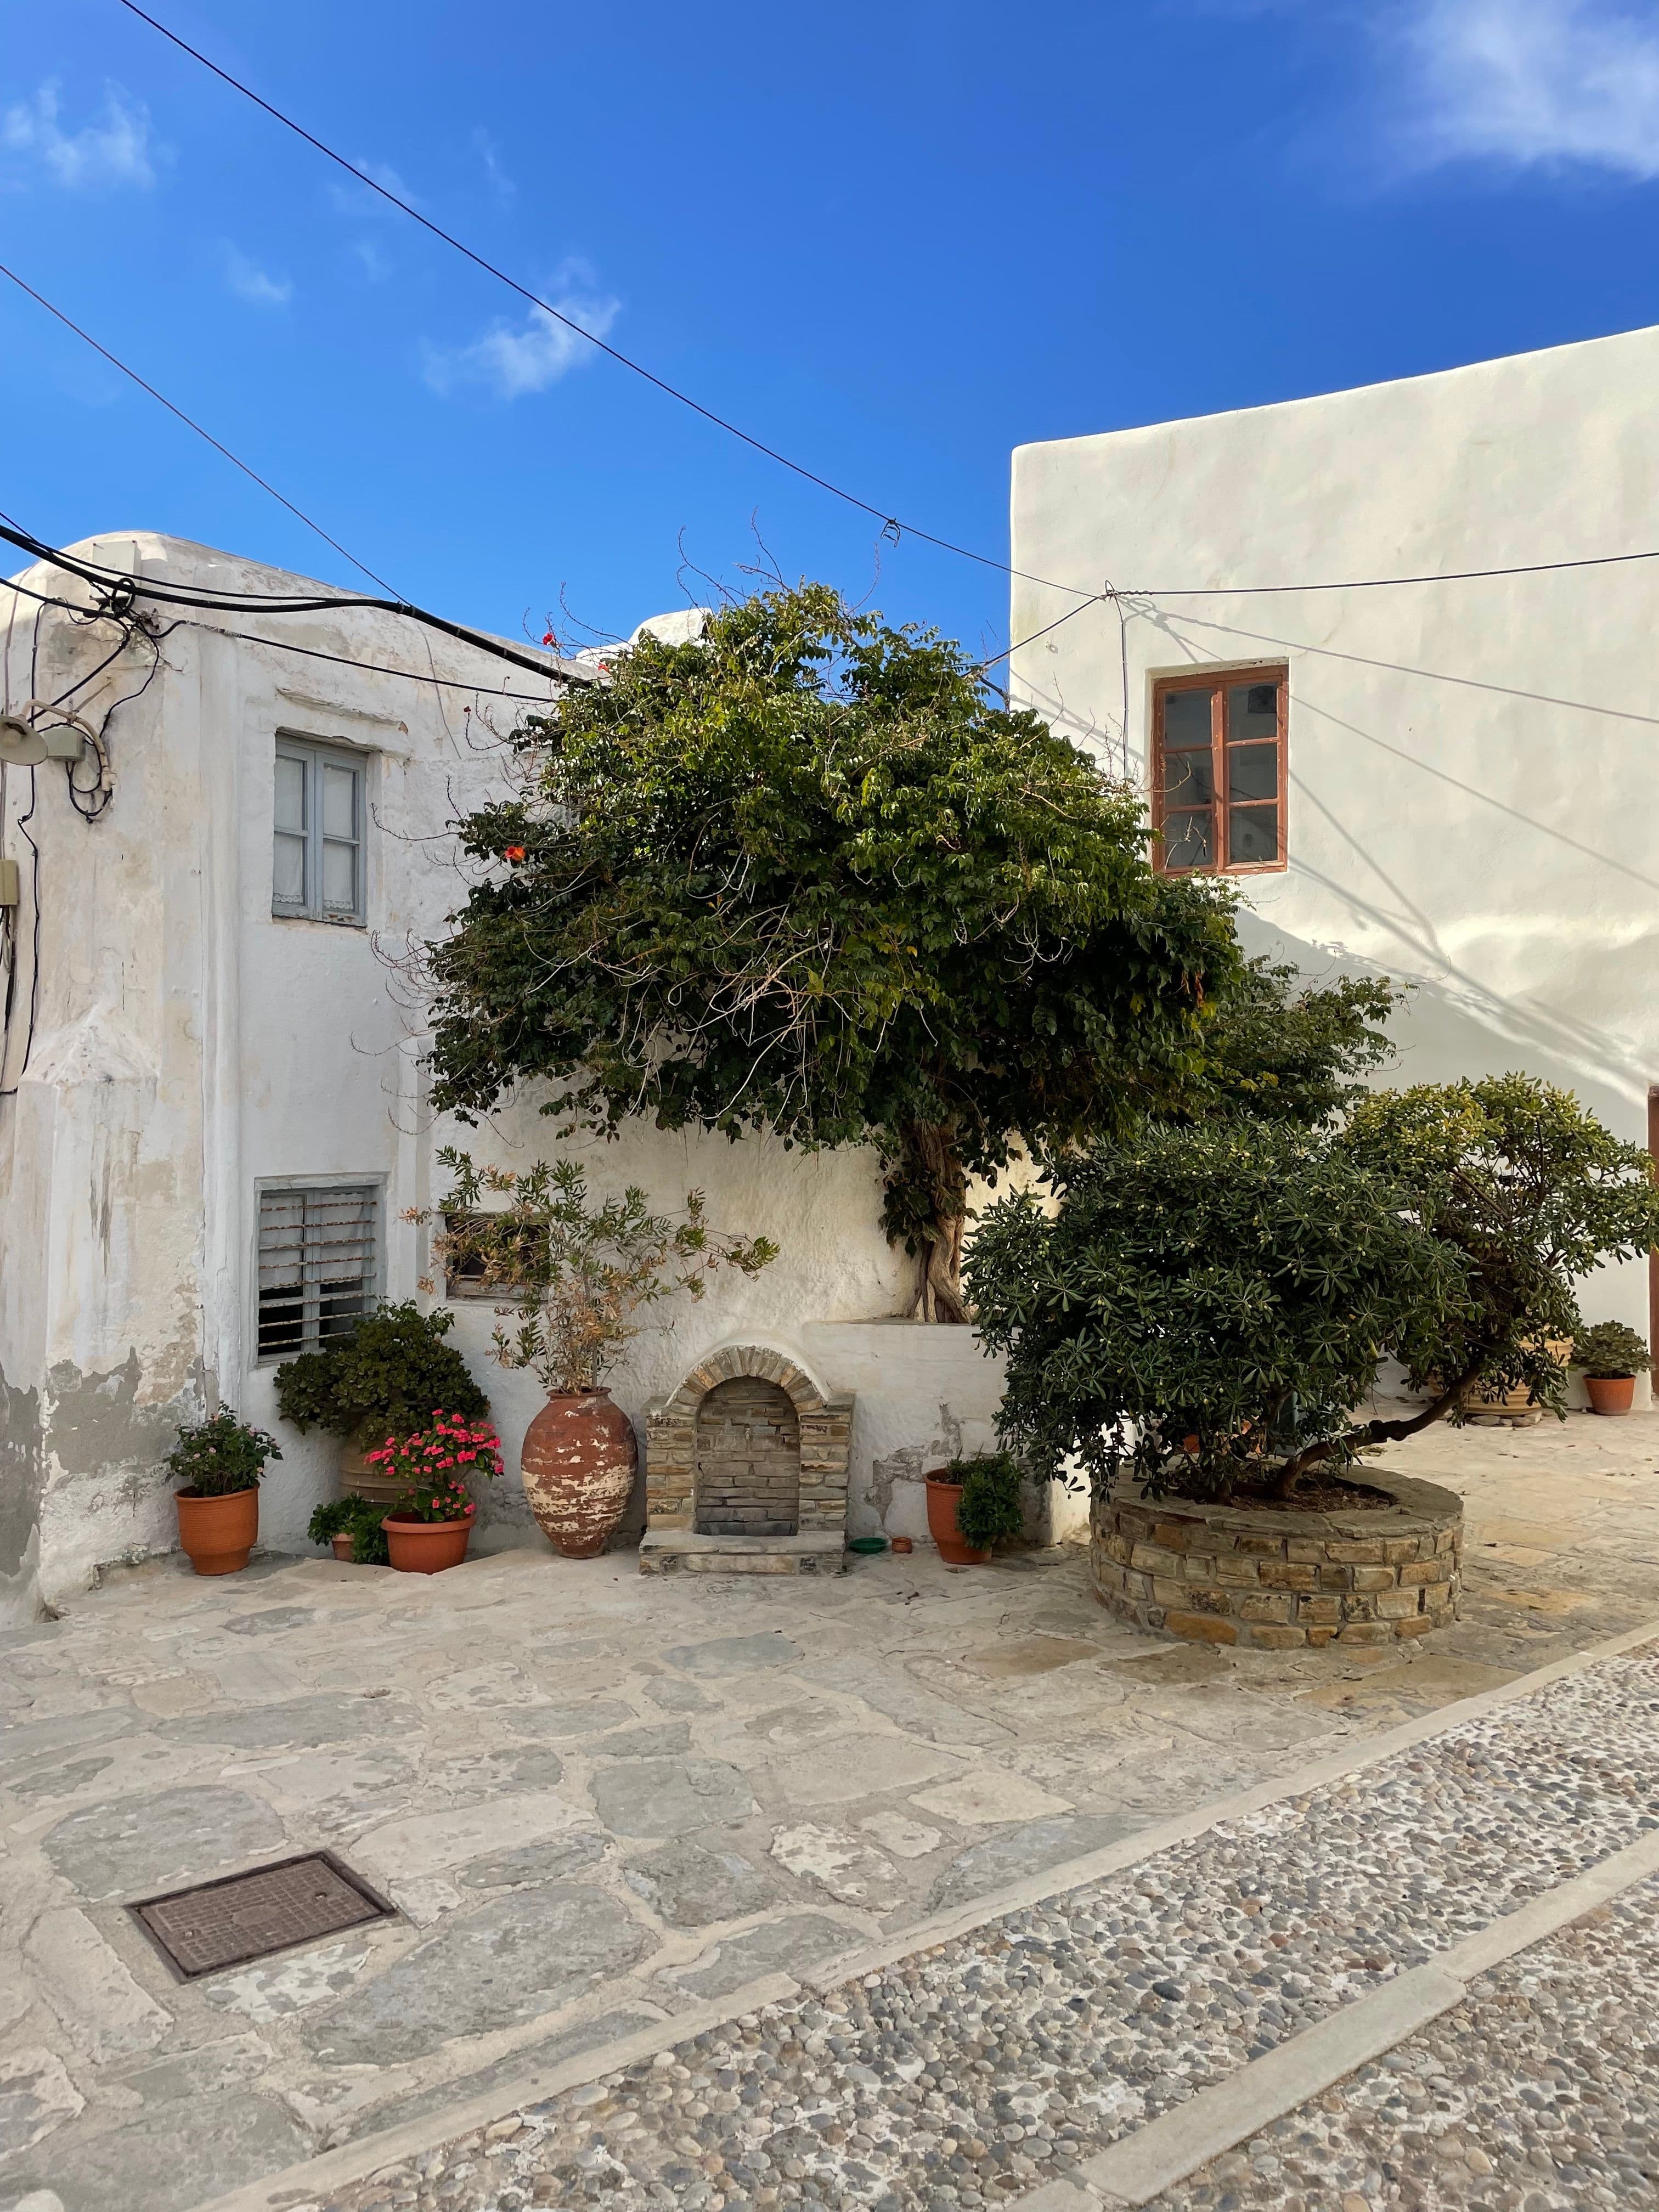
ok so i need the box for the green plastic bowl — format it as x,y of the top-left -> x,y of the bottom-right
847,1536 -> 888,1555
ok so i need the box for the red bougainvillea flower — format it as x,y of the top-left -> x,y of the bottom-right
504,845 -> 526,864
541,631 -> 555,646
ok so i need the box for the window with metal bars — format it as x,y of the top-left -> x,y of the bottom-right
1152,668 -> 1288,875
273,738 -> 368,924
256,1184 -> 380,1360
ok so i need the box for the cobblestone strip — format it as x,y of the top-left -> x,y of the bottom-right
1146,1869 -> 1659,2212
307,1647 -> 1659,2212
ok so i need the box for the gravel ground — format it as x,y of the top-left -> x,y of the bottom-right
1153,1870 -> 1659,2212
324,1647 -> 1659,2212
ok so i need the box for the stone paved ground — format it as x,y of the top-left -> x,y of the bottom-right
1154,1871 -> 1659,2211
303,1639 -> 1659,2212
2,1415 -> 1657,2212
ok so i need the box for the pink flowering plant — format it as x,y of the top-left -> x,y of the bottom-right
366,1412 -> 504,1524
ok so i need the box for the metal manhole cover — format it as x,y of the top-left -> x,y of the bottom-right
129,1850 -> 394,1979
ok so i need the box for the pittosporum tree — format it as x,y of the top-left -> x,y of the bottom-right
423,584 -> 1260,1319
967,1075 -> 1659,1503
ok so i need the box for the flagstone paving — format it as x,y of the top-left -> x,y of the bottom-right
305,1638 -> 1659,2212
2,1414 -> 1658,2212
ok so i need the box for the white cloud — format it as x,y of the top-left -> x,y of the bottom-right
1401,0 -> 1659,178
224,246 -> 292,307
475,129 -> 516,205
2,80 -> 156,190
422,263 -> 620,400
349,238 -> 392,283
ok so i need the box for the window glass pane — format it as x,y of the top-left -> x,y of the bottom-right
273,831 -> 306,906
274,752 -> 307,833
1162,688 -> 1212,749
1163,747 -> 1214,806
322,839 -> 358,914
323,762 -> 358,840
1227,681 -> 1278,744
1161,810 -> 1212,871
1228,744 -> 1278,803
1228,804 -> 1278,866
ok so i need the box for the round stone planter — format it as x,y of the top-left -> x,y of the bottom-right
1090,1472 -> 1463,1651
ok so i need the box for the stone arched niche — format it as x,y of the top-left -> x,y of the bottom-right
644,1346 -> 853,1570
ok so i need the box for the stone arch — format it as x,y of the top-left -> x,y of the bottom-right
694,1374 -> 801,1536
645,1345 -> 853,1538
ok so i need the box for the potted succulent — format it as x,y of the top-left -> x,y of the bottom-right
273,1301 -> 489,1505
306,1493 -> 391,1565
925,1450 -> 1024,1565
1572,1322 -> 1651,1416
166,1412 -> 282,1576
368,1413 -> 504,1573
418,1153 -> 776,1558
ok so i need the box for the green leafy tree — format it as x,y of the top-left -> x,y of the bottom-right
968,1076 -> 1659,1504
424,584 -> 1246,1320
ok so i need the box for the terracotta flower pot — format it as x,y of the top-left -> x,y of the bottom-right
520,1390 -> 638,1558
381,1513 -> 473,1573
175,1486 -> 259,1576
339,1438 -> 409,1508
1585,1374 -> 1637,1415
924,1469 -> 990,1565
331,1532 -> 357,1561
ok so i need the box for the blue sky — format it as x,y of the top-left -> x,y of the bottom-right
4,1 -> 1659,659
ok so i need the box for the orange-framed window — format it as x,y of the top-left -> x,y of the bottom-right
1152,667 -> 1287,874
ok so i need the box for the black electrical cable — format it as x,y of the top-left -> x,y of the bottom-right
0,259 -> 400,598
0,520 -> 576,687
113,0 -> 1108,605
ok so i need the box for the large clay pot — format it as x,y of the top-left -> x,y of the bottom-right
1585,1374 -> 1637,1415
520,1390 -> 637,1558
924,1469 -> 990,1566
382,1513 -> 473,1573
339,1438 -> 408,1509
176,1486 -> 259,1576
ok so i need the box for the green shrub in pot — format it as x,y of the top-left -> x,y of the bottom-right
273,1300 -> 488,1447
1571,1322 -> 1651,1380
950,1451 -> 1026,1553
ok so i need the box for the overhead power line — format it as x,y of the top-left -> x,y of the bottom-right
0,518 -> 573,692
0,259 -> 398,598
114,0 -> 1104,604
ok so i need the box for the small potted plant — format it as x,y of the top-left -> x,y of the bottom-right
924,1449 -> 1024,1565
272,1301 -> 490,1504
306,1494 -> 391,1565
416,1153 -> 776,1558
1572,1321 -> 1651,1416
166,1412 -> 282,1576
369,1412 -> 504,1573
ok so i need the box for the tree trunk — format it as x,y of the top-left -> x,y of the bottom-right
901,1122 -> 972,1324
1269,1361 -> 1487,1497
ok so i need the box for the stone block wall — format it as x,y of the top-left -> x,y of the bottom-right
645,1344 -> 854,1539
1090,1473 -> 1463,1650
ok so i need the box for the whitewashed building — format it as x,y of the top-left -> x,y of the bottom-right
0,534 -> 1049,1627
1009,321 -> 1659,1387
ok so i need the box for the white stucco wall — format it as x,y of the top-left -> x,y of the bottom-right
1,533 -> 1036,1622
1009,323 -> 1659,1383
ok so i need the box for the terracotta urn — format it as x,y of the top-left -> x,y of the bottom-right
339,1438 -> 408,1508
1585,1374 -> 1637,1415
175,1486 -> 259,1576
520,1390 -> 638,1558
381,1513 -> 474,1573
924,1468 -> 990,1566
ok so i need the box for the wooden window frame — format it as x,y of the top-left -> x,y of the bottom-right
254,1179 -> 382,1362
1151,666 -> 1288,877
273,736 -> 369,926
